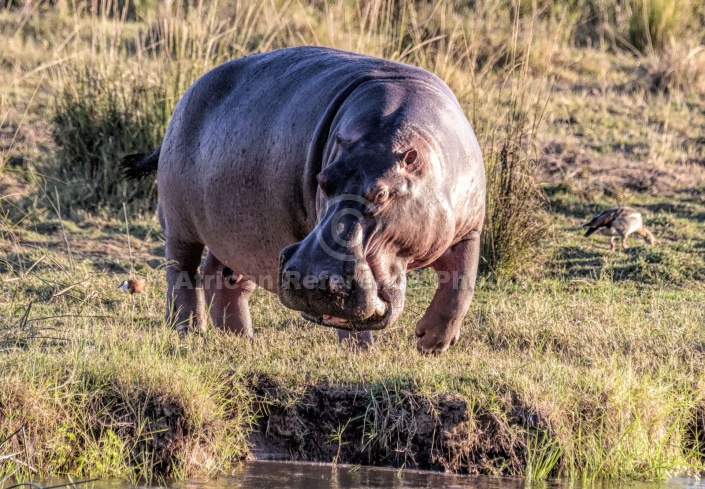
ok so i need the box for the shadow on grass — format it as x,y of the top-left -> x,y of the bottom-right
549,246 -> 603,280
544,192 -> 606,221
550,245 -> 705,284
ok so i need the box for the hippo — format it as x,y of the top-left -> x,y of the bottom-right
122,46 -> 485,354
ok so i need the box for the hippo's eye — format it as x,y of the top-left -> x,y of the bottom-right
374,187 -> 389,203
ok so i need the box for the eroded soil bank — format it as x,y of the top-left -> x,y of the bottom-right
248,377 -> 524,475
247,377 -> 705,477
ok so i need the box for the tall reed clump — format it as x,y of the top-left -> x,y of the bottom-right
510,0 -> 701,54
50,66 -> 164,214
481,130 -> 547,277
479,8 -> 549,277
48,0 -> 288,215
627,0 -> 693,53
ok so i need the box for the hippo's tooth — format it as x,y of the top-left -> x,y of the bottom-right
323,314 -> 332,320
374,297 -> 387,317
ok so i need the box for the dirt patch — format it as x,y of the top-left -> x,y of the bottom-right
686,402 -> 705,462
248,377 -> 527,475
2,230 -> 163,274
539,142 -> 705,196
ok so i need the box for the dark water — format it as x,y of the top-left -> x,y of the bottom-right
174,461 -> 703,489
51,461 -> 705,489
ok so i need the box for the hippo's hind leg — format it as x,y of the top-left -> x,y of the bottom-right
165,238 -> 206,334
415,229 -> 481,354
160,204 -> 206,333
202,251 -> 255,336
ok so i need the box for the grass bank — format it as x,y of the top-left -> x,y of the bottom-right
2,0 -> 705,483
2,197 -> 705,482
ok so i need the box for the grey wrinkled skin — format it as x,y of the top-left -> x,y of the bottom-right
157,46 -> 485,354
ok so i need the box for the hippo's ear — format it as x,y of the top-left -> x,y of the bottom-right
400,148 -> 423,174
403,149 -> 418,166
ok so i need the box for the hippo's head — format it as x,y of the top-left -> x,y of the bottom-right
277,79 -> 465,331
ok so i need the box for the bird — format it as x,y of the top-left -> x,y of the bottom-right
584,206 -> 656,251
117,278 -> 146,294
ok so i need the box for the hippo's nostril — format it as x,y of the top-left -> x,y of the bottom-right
280,267 -> 302,290
222,266 -> 240,285
279,243 -> 300,270
349,222 -> 364,249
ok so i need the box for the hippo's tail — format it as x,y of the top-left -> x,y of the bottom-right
120,146 -> 160,180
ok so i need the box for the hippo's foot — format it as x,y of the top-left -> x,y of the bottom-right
337,329 -> 374,350
166,276 -> 207,336
414,231 -> 480,355
415,316 -> 460,355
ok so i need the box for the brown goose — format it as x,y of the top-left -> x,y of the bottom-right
584,206 -> 656,251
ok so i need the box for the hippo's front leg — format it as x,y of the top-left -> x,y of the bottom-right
415,230 -> 481,354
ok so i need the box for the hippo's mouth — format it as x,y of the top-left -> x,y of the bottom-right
300,294 -> 391,331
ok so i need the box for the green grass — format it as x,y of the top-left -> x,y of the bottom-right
2,0 -> 705,483
2,210 -> 705,481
